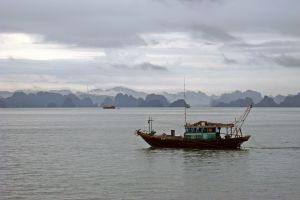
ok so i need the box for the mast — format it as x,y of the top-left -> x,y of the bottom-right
184,76 -> 187,125
148,116 -> 151,133
148,116 -> 153,133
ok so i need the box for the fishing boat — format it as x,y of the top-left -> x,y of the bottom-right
102,105 -> 116,109
136,104 -> 252,150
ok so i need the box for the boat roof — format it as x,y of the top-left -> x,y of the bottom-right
185,121 -> 234,128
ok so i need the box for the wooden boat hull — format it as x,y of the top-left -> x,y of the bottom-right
137,131 -> 250,150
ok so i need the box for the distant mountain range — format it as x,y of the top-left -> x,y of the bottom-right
211,90 -> 263,105
0,92 -> 95,108
101,93 -> 189,107
0,87 -> 300,107
0,91 -> 189,108
214,94 -> 300,107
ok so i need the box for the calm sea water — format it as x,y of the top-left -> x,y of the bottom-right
0,107 -> 299,200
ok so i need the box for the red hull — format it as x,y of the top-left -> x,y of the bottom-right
137,132 -> 250,150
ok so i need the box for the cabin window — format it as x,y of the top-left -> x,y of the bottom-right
203,128 -> 207,133
193,128 -> 197,133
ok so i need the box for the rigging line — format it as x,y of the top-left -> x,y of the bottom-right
184,76 -> 187,125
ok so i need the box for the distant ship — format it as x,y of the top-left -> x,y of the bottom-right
136,105 -> 252,150
102,105 -> 116,109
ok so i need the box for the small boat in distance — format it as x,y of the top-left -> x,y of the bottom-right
136,104 -> 252,150
102,105 -> 116,109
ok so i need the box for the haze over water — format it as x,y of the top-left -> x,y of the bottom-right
1,107 -> 300,200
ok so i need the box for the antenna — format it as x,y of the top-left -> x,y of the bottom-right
184,76 -> 187,125
148,115 -> 151,133
148,115 -> 153,133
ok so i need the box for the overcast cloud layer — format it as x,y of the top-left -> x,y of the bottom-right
0,0 -> 299,95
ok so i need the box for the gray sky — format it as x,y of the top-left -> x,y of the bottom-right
0,0 -> 299,95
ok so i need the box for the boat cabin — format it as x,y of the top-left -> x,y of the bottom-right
184,121 -> 234,140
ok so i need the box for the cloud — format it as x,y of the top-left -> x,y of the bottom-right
222,54 -> 238,64
112,64 -> 130,70
160,0 -> 221,4
0,33 -> 105,60
233,40 -> 300,55
273,55 -> 300,68
113,62 -> 168,71
190,24 -> 238,43
0,58 -> 174,92
1,0 -> 300,48
135,62 -> 168,71
0,1 -> 149,48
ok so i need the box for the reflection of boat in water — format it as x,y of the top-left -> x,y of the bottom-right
102,105 -> 116,109
136,105 -> 252,150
